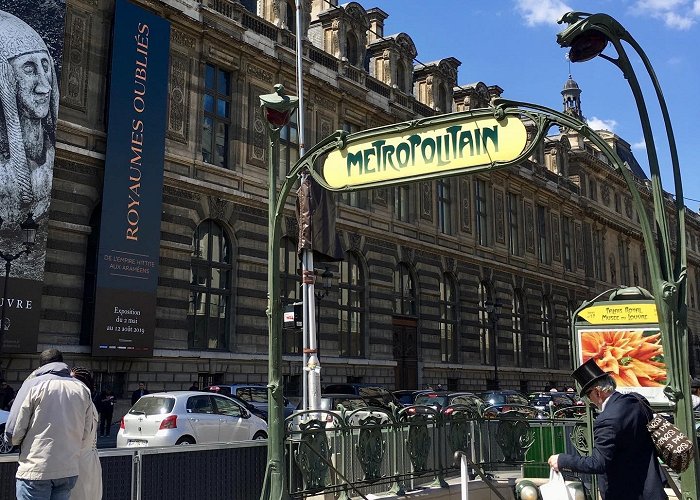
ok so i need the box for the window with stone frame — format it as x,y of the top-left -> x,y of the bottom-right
512,288 -> 526,367
394,263 -> 416,316
593,228 -> 605,281
346,32 -> 360,66
280,237 -> 301,354
280,109 -> 299,175
338,251 -> 365,357
394,184 -> 412,223
202,63 -> 231,168
507,192 -> 522,256
589,178 -> 597,201
562,216 -> 573,271
537,204 -> 550,264
478,281 -> 492,365
437,179 -> 452,235
284,0 -> 295,31
189,220 -> 232,350
618,238 -> 630,285
541,296 -> 554,369
440,273 -> 458,363
475,179 -> 489,246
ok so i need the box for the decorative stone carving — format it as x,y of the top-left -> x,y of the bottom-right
248,85 -> 267,166
164,185 -> 201,201
495,190 -> 505,244
171,28 -> 196,49
349,232 -> 361,251
314,94 -> 337,113
374,188 -> 387,207
609,253 -> 617,283
460,178 -> 471,233
61,9 -> 91,111
625,196 -> 633,218
601,183 -> 611,205
575,223 -> 584,268
421,182 -> 432,220
168,52 -> 190,143
247,64 -> 273,84
208,196 -> 229,221
551,213 -> 561,261
525,201 -> 535,253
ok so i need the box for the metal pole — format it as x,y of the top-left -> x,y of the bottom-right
492,313 -> 499,390
0,259 -> 11,341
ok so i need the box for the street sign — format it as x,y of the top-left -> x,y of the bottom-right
576,302 -> 658,324
321,114 -> 527,188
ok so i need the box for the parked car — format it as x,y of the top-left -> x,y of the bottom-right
479,390 -> 532,417
0,409 -> 14,454
116,391 -> 267,448
205,384 -> 297,419
392,390 -> 424,406
528,391 -> 585,418
323,384 -> 400,410
411,391 -> 483,416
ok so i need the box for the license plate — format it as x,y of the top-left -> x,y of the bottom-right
127,440 -> 148,447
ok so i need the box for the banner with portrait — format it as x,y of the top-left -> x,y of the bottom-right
0,0 -> 65,352
92,0 -> 170,357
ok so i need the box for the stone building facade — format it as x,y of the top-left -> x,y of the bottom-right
2,0 -> 699,398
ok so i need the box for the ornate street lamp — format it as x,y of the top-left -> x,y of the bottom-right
0,212 -> 39,348
259,84 -> 299,500
485,300 -> 502,390
557,13 -> 697,497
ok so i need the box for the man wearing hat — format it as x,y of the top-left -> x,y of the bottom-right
548,358 -> 667,500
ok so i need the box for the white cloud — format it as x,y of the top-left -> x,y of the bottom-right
631,140 -> 647,151
631,0 -> 698,29
587,117 -> 617,132
514,0 -> 573,26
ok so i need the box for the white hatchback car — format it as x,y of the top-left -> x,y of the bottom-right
116,391 -> 267,448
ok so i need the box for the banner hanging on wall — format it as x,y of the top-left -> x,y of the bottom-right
0,0 -> 66,353
92,0 -> 170,357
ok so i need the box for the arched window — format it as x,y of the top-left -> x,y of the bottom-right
394,263 -> 416,316
338,252 -> 365,357
396,61 -> 406,93
346,33 -> 359,66
79,204 -> 101,345
440,273 -> 458,362
511,288 -> 526,367
189,220 -> 232,350
478,281 -> 492,364
285,0 -> 295,32
280,237 -> 301,354
541,296 -> 554,368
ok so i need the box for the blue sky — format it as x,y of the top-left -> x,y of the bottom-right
363,0 -> 700,209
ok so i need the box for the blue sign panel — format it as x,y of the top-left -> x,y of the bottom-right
92,0 -> 170,356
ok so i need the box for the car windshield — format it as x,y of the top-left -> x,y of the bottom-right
414,394 -> 449,407
482,393 -> 528,406
321,397 -> 367,411
130,397 -> 175,416
357,387 -> 395,407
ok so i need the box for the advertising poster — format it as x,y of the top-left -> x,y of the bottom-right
0,0 -> 66,352
577,327 -> 669,405
92,0 -> 170,356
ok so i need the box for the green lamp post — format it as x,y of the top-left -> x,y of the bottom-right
259,84 -> 299,500
557,13 -> 697,498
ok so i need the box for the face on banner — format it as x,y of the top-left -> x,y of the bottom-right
0,1 -> 65,352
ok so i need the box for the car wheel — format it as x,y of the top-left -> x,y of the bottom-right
253,431 -> 267,440
175,436 -> 195,445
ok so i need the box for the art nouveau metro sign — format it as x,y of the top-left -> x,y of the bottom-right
321,114 -> 528,189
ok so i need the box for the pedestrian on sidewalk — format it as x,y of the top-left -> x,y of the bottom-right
0,379 -> 14,410
98,389 -> 116,437
131,382 -> 149,405
70,366 -> 103,500
5,348 -> 93,500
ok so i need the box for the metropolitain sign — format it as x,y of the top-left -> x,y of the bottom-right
322,114 -> 527,188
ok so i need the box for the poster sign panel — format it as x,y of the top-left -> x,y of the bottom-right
575,300 -> 669,406
92,0 -> 170,356
0,0 -> 66,352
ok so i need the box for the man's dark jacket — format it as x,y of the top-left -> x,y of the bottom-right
558,391 -> 667,500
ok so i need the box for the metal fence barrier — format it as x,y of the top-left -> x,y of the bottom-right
0,441 -> 267,500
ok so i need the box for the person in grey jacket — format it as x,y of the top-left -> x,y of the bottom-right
5,348 -> 93,500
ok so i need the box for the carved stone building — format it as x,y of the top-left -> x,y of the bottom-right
2,0 -> 698,398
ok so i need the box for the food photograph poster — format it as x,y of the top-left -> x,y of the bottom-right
577,327 -> 670,405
